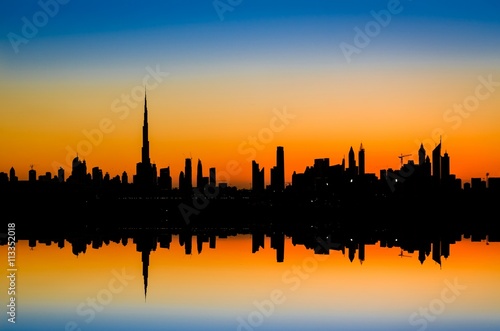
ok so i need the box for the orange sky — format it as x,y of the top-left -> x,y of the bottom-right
1,64 -> 499,188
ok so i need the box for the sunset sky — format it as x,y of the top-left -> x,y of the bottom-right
1,0 -> 499,188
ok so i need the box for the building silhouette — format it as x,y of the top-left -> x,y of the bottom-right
57,167 -> 65,183
159,167 -> 173,190
71,155 -> 87,184
442,151 -> 450,180
182,158 -> 192,192
347,146 -> 357,178
252,160 -> 265,193
358,144 -> 365,176
9,167 -> 18,182
209,167 -> 216,187
28,166 -> 36,182
134,89 -> 157,188
270,146 -> 285,191
196,159 -> 209,189
418,143 -> 426,166
122,171 -> 128,184
432,140 -> 441,186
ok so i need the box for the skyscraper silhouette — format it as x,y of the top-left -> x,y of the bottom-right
28,166 -> 36,182
418,143 -> 426,166
9,167 -> 17,182
358,144 -> 365,176
252,160 -> 265,193
134,89 -> 157,188
209,167 -> 216,187
159,167 -> 172,190
348,146 -> 357,177
432,139 -> 441,185
185,158 -> 192,189
442,151 -> 450,180
57,167 -> 65,183
270,146 -> 285,191
197,159 -> 203,189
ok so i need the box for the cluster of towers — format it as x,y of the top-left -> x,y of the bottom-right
2,92 -> 499,195
252,146 -> 285,193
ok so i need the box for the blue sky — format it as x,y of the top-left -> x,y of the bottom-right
1,1 -> 500,185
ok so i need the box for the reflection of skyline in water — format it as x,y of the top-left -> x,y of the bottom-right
2,226 -> 499,331
6,223 -> 498,303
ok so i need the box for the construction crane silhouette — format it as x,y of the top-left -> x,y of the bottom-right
398,153 -> 412,168
398,249 -> 412,258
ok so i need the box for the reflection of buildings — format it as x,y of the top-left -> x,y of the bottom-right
134,234 -> 157,301
4,223 -> 497,303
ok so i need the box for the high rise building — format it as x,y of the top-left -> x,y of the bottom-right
358,143 -> 365,176
9,167 -> 18,182
57,167 -> 65,183
159,167 -> 172,190
134,89 -> 157,188
270,146 -> 285,191
71,155 -> 87,183
348,146 -> 357,177
441,151 -> 450,180
122,171 -> 128,184
185,158 -> 192,190
209,167 -> 216,187
252,160 -> 265,193
28,166 -> 36,182
92,166 -> 103,184
432,139 -> 441,184
418,143 -> 426,166
197,159 -> 203,189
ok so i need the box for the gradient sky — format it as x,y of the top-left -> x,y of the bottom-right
1,0 -> 499,188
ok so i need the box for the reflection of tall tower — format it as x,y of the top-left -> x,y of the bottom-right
135,234 -> 156,302
358,242 -> 365,264
358,144 -> 365,176
142,250 -> 149,300
270,232 -> 285,263
432,240 -> 441,267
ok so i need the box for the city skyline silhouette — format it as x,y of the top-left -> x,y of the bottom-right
2,2 -> 500,331
1,90 -> 498,192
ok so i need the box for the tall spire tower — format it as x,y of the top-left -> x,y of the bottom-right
134,88 -> 157,188
142,87 -> 150,166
